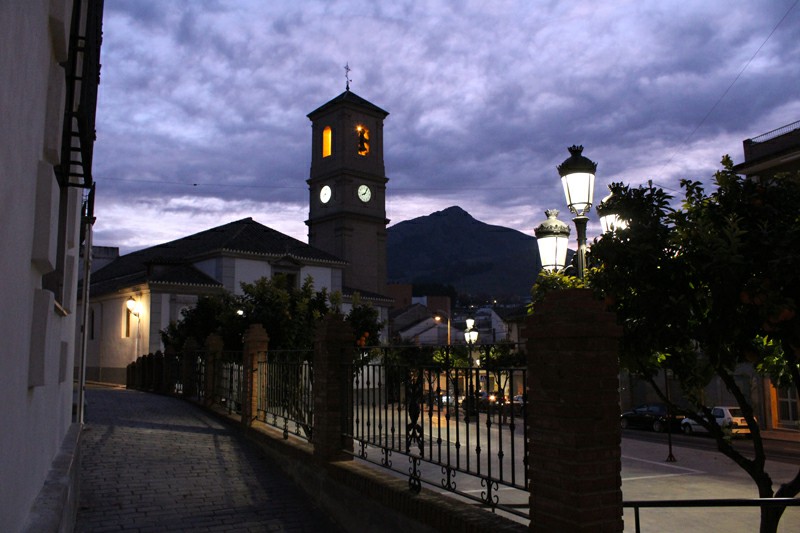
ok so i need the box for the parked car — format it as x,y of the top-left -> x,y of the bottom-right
620,403 -> 685,433
512,394 -> 525,416
438,393 -> 462,407
681,406 -> 755,436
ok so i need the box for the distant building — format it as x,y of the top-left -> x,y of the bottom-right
732,120 -> 800,179
473,307 -> 510,343
0,1 -> 103,531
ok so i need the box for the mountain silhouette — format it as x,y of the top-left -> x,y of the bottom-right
387,206 -> 542,300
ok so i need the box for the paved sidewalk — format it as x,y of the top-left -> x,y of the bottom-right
76,387 -> 344,532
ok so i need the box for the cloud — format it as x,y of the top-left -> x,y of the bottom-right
93,0 -> 800,251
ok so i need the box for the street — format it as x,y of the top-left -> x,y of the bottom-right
399,413 -> 800,531
619,430 -> 800,532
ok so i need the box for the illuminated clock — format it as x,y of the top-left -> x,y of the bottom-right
357,184 -> 372,203
320,185 -> 332,204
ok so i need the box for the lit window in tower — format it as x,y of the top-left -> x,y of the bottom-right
322,126 -> 332,157
356,125 -> 369,156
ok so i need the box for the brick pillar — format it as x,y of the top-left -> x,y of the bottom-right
526,289 -> 623,532
313,313 -> 354,461
182,338 -> 200,399
242,324 -> 269,428
204,334 -> 224,407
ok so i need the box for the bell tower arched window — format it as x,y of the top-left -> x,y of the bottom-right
356,125 -> 369,156
322,126 -> 332,158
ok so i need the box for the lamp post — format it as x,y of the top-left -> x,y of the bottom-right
464,317 -> 479,366
534,209 -> 571,272
434,311 -> 451,345
557,145 -> 597,280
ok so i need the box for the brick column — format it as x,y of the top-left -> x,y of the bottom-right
181,338 -> 200,399
313,313 -> 354,461
242,324 -> 269,428
526,289 -> 623,532
204,334 -> 224,407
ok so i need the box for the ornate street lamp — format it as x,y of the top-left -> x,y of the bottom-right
434,311 -> 451,345
464,317 -> 479,366
534,209 -> 571,272
596,185 -> 627,234
557,145 -> 597,280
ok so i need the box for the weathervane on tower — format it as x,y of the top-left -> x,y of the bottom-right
344,62 -> 351,91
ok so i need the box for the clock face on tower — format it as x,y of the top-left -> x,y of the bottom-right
320,185 -> 332,203
357,184 -> 372,202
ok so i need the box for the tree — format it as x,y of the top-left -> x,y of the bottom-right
160,292 -> 244,351
161,276 -> 386,360
238,274 -> 329,354
589,158 -> 800,532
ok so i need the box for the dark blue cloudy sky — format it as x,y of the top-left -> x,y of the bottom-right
92,0 -> 800,253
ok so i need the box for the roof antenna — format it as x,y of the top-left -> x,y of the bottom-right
344,62 -> 351,91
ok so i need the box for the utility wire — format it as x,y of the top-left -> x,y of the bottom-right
657,0 -> 798,179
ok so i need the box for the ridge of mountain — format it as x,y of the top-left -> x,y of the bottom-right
387,206 -> 542,299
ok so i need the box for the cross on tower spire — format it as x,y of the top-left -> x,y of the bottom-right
344,62 -> 351,91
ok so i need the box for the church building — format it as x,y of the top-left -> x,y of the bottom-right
78,87 -> 393,383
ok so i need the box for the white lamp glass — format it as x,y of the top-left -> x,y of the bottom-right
562,171 -> 596,216
537,233 -> 569,272
600,213 -> 627,234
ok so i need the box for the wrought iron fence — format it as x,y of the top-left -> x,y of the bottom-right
343,344 -> 529,518
255,349 -> 314,441
624,498 -> 800,532
212,353 -> 244,415
127,350 -> 206,403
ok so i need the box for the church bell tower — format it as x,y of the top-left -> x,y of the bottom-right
306,88 -> 390,295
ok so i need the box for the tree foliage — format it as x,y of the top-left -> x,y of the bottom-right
589,158 -> 800,531
160,275 -> 384,360
528,270 -> 586,314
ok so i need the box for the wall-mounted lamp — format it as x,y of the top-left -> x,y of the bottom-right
126,296 -> 141,317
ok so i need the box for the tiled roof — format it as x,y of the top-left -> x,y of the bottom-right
307,90 -> 389,119
90,218 -> 346,297
342,285 -> 394,303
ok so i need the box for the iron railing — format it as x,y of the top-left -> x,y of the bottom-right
213,353 -> 244,415
255,350 -> 314,441
343,344 -> 529,518
624,498 -> 800,532
750,120 -> 800,144
125,342 -> 800,527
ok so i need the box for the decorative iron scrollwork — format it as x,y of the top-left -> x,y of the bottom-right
405,369 -> 423,454
381,448 -> 393,468
409,456 -> 421,493
441,466 -> 457,491
480,477 -> 500,509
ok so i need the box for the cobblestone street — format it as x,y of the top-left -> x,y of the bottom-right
76,387 -> 343,532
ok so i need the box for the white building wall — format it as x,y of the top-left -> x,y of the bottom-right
0,2 -> 83,530
302,265 -> 334,291
193,257 -> 222,283
233,258 -> 272,293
